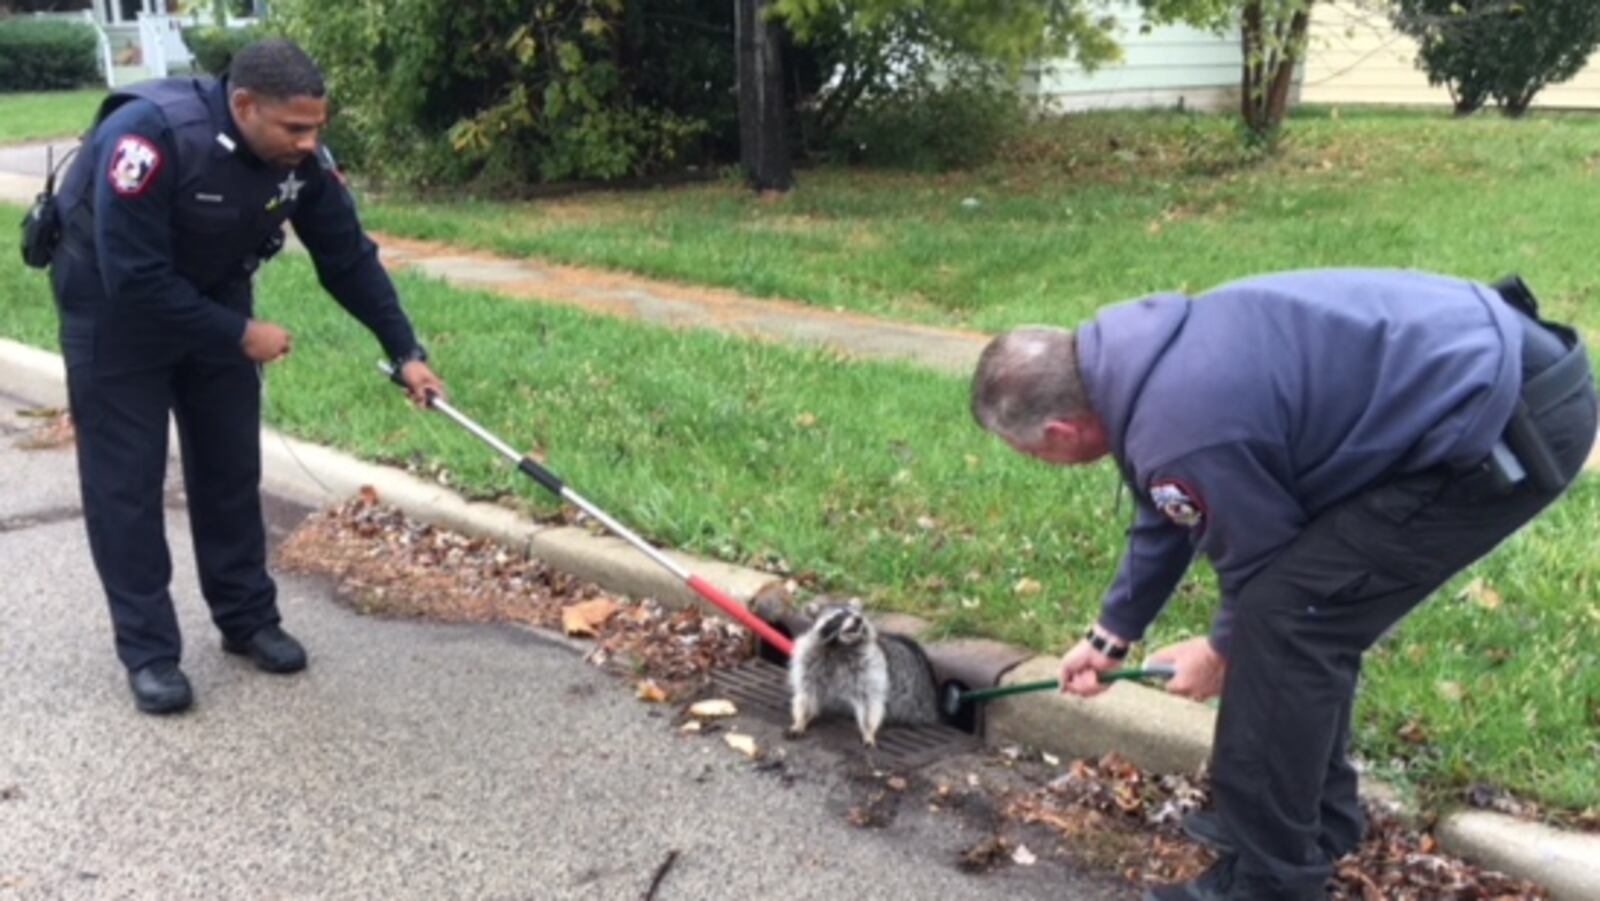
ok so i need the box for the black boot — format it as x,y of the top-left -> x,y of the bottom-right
222,624 -> 307,674
1182,810 -> 1236,855
128,661 -> 193,714
1143,855 -> 1236,901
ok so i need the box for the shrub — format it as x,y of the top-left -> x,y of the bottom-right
0,17 -> 98,91
1392,0 -> 1600,116
271,0 -> 715,189
182,24 -> 264,76
831,72 -> 1029,172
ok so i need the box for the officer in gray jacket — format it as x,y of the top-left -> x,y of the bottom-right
970,269 -> 1595,900
48,39 -> 444,715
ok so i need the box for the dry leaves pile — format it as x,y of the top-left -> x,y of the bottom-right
276,493 -> 754,696
1001,753 -> 1547,898
15,409 -> 75,450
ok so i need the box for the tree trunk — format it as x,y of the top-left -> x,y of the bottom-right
1240,2 -> 1313,140
735,0 -> 794,192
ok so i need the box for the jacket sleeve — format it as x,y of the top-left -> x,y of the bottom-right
1143,442 -> 1307,656
289,153 -> 419,360
1096,497 -> 1195,645
93,105 -> 247,346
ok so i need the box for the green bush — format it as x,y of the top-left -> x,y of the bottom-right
271,0 -> 714,189
0,17 -> 99,91
1392,0 -> 1600,116
831,74 -> 1029,172
182,24 -> 264,76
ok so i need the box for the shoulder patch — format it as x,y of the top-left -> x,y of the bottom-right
107,135 -> 162,197
1150,479 -> 1206,528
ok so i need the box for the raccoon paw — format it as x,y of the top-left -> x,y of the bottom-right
784,726 -> 808,741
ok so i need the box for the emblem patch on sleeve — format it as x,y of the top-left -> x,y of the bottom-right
107,135 -> 162,196
1150,479 -> 1206,528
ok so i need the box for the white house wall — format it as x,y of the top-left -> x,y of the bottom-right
1025,4 -> 1242,112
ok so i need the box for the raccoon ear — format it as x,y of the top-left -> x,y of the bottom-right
802,600 -> 821,619
847,596 -> 864,612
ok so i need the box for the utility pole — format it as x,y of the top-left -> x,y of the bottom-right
735,0 -> 793,192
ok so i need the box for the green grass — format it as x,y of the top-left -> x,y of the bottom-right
363,107 -> 1600,336
4,209 -> 1596,812
0,88 -> 104,144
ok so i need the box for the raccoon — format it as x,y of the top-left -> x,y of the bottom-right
786,597 -> 941,747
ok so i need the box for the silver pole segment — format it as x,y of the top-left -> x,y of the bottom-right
429,397 -> 524,464
379,363 -> 692,581
560,490 -> 692,580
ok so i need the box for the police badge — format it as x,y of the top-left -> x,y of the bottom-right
107,135 -> 162,197
1150,479 -> 1205,528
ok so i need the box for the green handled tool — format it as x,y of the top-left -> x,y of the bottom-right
940,664 -> 1176,718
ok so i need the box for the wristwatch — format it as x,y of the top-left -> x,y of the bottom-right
391,344 -> 428,371
1084,625 -> 1130,660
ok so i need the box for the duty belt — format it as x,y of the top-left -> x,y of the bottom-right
1485,275 -> 1591,493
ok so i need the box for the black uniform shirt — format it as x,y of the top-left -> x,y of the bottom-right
62,77 -> 417,362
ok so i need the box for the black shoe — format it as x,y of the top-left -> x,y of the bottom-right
1181,810 -> 1236,855
128,661 -> 193,714
223,624 -> 307,674
1143,855 -> 1235,901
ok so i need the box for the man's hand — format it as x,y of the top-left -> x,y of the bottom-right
1058,625 -> 1129,698
1148,636 -> 1227,701
399,360 -> 444,408
241,319 -> 292,363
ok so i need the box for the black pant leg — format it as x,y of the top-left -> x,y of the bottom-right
171,352 -> 278,642
64,338 -> 182,671
1217,381 -> 1595,898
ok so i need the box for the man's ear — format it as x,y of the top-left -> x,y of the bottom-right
1041,418 -> 1079,443
229,88 -> 254,121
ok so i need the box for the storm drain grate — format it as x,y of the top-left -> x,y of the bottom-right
710,659 -> 979,769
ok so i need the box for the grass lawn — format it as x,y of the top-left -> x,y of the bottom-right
0,88 -> 105,144
363,107 -> 1600,336
3,210 -> 1596,813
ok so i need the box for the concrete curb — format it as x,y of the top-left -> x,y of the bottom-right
6,340 -> 1598,895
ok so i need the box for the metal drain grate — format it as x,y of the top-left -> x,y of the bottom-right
710,659 -> 979,769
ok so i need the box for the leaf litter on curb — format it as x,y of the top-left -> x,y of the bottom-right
15,411 -> 75,450
998,752 -> 1548,897
275,494 -> 753,697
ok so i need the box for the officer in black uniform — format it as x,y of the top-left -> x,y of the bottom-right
49,39 -> 444,714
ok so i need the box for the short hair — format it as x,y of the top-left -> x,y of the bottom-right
970,326 -> 1091,444
228,39 -> 326,101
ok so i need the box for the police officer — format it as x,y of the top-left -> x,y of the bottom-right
969,270 -> 1595,899
49,39 -> 445,715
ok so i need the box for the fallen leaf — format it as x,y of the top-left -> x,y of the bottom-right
794,411 -> 817,428
16,406 -> 64,419
563,598 -> 620,636
1042,752 -> 1061,767
1012,845 -> 1037,866
358,484 -> 380,505
1459,577 -> 1502,610
1397,719 -> 1430,745
1435,680 -> 1464,702
688,699 -> 738,719
724,733 -> 760,758
636,680 -> 667,703
1013,578 -> 1042,596
886,776 -> 908,792
680,721 -> 703,734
